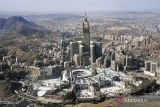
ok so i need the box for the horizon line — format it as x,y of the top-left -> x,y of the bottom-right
0,9 -> 159,15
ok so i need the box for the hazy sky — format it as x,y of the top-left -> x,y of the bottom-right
0,0 -> 160,13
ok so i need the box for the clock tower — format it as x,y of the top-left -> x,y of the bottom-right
82,13 -> 90,66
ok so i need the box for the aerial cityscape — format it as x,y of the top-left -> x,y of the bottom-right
0,0 -> 160,107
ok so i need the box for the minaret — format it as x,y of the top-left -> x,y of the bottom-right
82,12 -> 90,66
61,34 -> 65,69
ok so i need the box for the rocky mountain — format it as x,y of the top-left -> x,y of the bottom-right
0,16 -> 38,30
0,16 -> 50,37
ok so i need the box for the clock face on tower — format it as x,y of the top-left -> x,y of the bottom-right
83,21 -> 89,29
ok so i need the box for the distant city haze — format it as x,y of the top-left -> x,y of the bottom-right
0,0 -> 160,13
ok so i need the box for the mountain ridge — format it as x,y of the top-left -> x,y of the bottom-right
0,16 -> 38,30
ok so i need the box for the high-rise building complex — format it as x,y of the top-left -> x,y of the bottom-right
70,13 -> 102,66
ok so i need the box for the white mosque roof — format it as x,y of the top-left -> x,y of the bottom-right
37,90 -> 47,97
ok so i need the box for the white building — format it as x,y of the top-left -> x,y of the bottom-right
144,61 -> 158,77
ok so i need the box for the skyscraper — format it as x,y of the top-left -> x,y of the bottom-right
70,42 -> 79,61
83,13 -> 90,53
82,13 -> 90,66
69,13 -> 102,67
